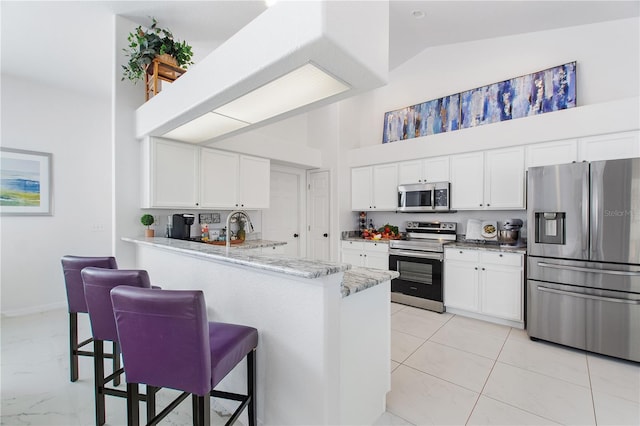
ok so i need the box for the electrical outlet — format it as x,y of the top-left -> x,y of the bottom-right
91,224 -> 105,232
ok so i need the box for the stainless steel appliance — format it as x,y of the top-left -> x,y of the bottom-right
498,218 -> 523,246
397,182 -> 451,212
389,221 -> 457,312
527,159 -> 640,362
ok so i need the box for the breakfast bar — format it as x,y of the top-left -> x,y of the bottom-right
122,236 -> 397,425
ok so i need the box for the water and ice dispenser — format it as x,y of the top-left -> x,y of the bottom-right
535,212 -> 566,245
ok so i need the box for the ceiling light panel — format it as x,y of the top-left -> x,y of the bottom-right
162,112 -> 249,143
213,63 -> 350,124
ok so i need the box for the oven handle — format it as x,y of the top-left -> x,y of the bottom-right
537,262 -> 640,276
536,286 -> 640,305
389,250 -> 443,261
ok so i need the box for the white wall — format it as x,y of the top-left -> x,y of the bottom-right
0,75 -> 112,315
337,18 -> 640,232
349,17 -> 639,149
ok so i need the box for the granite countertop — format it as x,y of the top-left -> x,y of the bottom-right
124,237 -> 398,297
446,241 -> 527,254
342,267 -> 399,297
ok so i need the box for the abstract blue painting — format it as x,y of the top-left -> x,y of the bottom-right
382,62 -> 576,143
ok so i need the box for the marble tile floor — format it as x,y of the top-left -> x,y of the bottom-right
376,303 -> 640,426
2,304 -> 639,425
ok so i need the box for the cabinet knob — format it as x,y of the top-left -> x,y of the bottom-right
459,250 -> 463,254
235,204 -> 239,207
479,204 -> 483,207
499,254 -> 503,257
293,233 -> 299,238
475,267 -> 478,270
482,267 -> 486,271
323,233 -> 328,238
487,203 -> 490,207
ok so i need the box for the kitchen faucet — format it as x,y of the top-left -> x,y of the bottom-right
225,210 -> 254,249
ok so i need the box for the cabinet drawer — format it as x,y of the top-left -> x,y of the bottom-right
480,252 -> 522,267
392,281 -> 429,299
363,241 -> 389,253
341,240 -> 365,250
445,248 -> 479,262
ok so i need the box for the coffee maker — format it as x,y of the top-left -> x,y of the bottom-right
170,214 -> 196,240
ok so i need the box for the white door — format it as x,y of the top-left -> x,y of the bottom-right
262,166 -> 305,257
308,170 -> 330,261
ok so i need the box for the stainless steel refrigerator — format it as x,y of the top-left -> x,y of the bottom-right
527,158 -> 640,362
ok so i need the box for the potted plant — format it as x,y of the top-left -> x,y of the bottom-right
140,214 -> 155,237
122,17 -> 194,83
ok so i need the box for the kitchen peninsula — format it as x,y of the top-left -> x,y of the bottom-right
123,236 -> 397,425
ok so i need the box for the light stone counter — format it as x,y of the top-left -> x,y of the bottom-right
446,241 -> 527,254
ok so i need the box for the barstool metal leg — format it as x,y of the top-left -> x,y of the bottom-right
113,341 -> 121,386
146,385 -> 158,423
247,349 -> 257,426
94,340 -> 106,426
192,394 -> 210,426
127,383 -> 140,426
69,312 -> 79,382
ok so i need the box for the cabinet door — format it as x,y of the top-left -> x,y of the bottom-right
372,163 -> 398,210
342,248 -> 364,266
239,155 -> 270,209
450,152 -> 484,210
526,139 -> 578,168
480,265 -> 522,321
351,167 -> 373,210
579,131 -> 640,161
484,146 -> 525,210
152,139 -> 199,208
423,156 -> 450,182
200,149 -> 238,208
398,160 -> 423,184
444,260 -> 479,312
364,251 -> 389,270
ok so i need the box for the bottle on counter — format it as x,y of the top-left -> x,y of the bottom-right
201,224 -> 209,242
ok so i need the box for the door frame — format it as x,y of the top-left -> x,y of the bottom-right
268,164 -> 307,258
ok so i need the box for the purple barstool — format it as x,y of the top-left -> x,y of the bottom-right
82,268 -> 159,426
60,255 -> 119,383
110,287 -> 258,426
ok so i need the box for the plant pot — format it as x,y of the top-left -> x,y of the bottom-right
145,229 -> 155,238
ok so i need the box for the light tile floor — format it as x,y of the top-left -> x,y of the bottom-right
376,303 -> 640,426
2,304 -> 639,425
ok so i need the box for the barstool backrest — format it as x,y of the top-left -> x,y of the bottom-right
111,287 -> 212,396
82,268 -> 151,342
61,256 -> 117,313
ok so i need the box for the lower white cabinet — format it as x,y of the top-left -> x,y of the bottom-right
341,240 -> 389,270
444,248 -> 524,326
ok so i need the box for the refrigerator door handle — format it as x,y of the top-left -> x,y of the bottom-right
537,262 -> 640,276
537,285 -> 640,305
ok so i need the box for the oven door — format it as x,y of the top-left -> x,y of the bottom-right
389,251 -> 443,302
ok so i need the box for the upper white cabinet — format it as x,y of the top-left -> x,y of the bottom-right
142,138 -> 270,209
201,150 -> 270,209
526,139 -> 578,169
143,138 -> 200,208
351,164 -> 398,211
578,131 -> 640,161
450,147 -> 525,210
397,156 -> 450,184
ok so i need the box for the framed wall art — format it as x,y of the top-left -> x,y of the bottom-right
0,148 -> 53,215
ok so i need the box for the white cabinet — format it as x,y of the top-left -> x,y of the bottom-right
444,248 -> 524,326
449,152 -> 484,209
341,240 -> 389,270
142,138 -> 200,208
351,164 -> 398,211
526,139 -> 578,168
143,138 -> 270,209
398,156 -> 450,184
578,131 -> 640,161
200,150 -> 270,209
450,147 -> 525,210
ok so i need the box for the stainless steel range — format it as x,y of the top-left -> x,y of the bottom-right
389,221 -> 457,313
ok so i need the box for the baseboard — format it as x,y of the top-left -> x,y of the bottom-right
1,301 -> 66,317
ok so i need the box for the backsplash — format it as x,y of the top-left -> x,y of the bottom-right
349,210 -> 527,237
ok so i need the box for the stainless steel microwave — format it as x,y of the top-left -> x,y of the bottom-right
398,182 -> 451,212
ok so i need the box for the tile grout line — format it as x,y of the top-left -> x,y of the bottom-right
463,325 -> 512,425
585,355 -> 599,425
